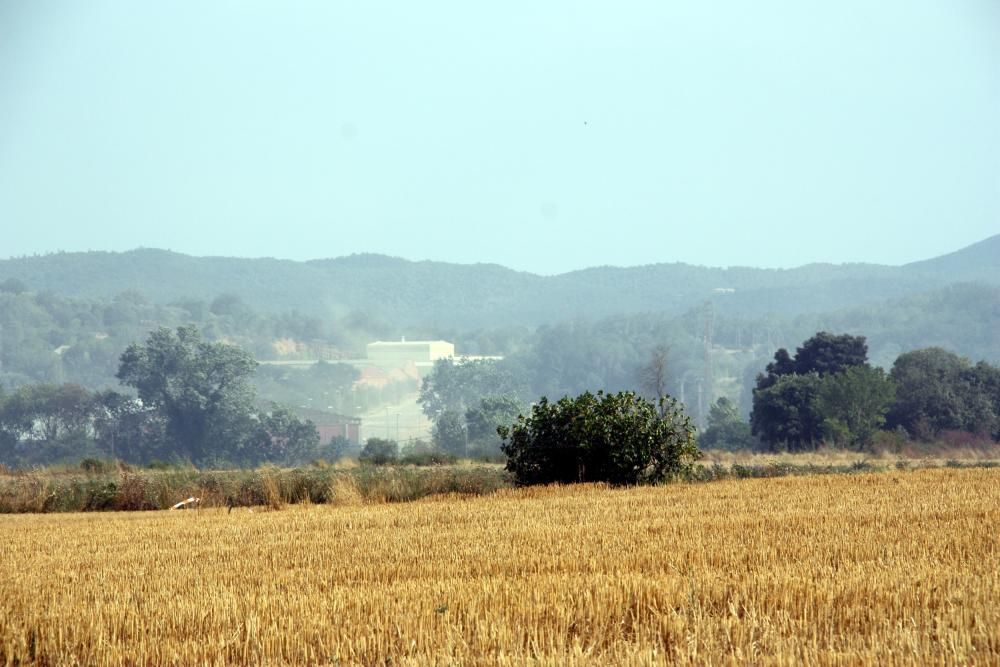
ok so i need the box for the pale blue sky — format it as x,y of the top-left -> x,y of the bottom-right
1,1 -> 997,274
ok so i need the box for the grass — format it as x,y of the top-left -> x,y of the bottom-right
3,446 -> 1000,513
0,461 -> 512,513
1,468 -> 997,664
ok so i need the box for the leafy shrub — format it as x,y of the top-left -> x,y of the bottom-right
115,473 -> 157,510
85,482 -> 119,511
499,391 -> 699,486
359,438 -> 398,465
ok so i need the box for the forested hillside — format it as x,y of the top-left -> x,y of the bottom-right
0,237 -> 997,429
1,235 -> 997,329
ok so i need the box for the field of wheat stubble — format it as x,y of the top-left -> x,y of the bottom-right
1,467 -> 997,665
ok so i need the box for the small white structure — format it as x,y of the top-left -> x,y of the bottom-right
366,340 -> 455,364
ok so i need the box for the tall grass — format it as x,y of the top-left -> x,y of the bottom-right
0,463 -> 513,513
3,444 -> 999,513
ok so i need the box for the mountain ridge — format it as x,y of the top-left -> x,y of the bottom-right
1,235 -> 997,329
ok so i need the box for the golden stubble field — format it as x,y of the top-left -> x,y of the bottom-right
1,468 -> 998,666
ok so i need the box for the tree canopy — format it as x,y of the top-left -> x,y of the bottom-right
887,348 -> 1000,440
815,365 -> 896,447
117,325 -> 260,464
499,391 -> 699,486
751,332 -> 888,450
418,358 -> 524,418
699,397 -> 757,450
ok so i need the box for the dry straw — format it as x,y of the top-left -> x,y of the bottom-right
1,468 -> 997,665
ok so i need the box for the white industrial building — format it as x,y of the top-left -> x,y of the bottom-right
365,340 -> 455,364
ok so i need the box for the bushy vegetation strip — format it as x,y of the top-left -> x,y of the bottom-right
0,464 -> 511,513
2,453 -> 998,513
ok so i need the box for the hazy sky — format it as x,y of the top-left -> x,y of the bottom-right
1,1 -> 998,274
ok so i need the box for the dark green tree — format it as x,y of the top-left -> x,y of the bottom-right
815,365 -> 896,448
756,348 -> 796,390
751,373 -> 824,451
756,332 -> 868,391
698,397 -> 757,450
887,348 -> 999,440
499,391 -> 699,486
752,332 -> 871,450
968,361 -> 1000,439
792,332 -> 869,376
116,325 -> 259,464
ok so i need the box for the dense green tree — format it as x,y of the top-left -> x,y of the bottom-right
815,365 -> 896,448
756,348 -> 796,390
116,326 -> 259,464
210,293 -> 254,322
309,360 -> 359,385
793,332 -> 868,376
756,332 -> 868,391
698,397 -> 757,450
887,348 -> 999,440
751,373 -> 824,451
499,391 -> 699,486
170,299 -> 209,322
752,332 -> 871,450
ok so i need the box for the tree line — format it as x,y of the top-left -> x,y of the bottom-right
748,332 -> 1000,451
420,332 -> 1000,455
4,275 -> 998,438
0,326 -> 338,468
3,324 -> 998,486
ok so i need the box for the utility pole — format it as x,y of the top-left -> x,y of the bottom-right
701,300 -> 715,428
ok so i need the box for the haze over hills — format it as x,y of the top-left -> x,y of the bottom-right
0,235 -> 996,436
1,235 -> 998,330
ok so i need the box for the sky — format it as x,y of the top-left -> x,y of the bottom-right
1,1 -> 998,275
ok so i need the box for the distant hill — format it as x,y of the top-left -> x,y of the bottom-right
902,234 -> 1000,280
1,236 -> 998,329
